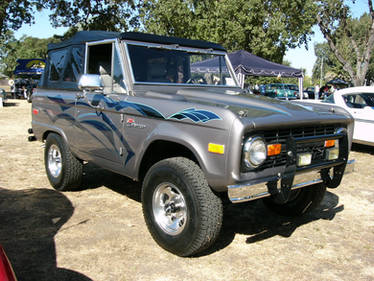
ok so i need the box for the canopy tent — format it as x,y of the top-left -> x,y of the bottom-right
14,59 -> 46,76
191,50 -> 304,97
327,78 -> 349,87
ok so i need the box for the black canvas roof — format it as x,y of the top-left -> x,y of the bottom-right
48,31 -> 121,50
119,32 -> 226,51
48,31 -> 226,52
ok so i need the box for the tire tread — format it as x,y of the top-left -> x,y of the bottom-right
45,133 -> 82,191
142,157 -> 223,256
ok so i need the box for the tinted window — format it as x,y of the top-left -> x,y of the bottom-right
62,47 -> 84,82
49,49 -> 68,81
343,93 -> 374,108
362,93 -> 374,106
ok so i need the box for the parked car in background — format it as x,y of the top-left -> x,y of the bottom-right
304,86 -> 316,99
261,83 -> 298,100
323,86 -> 374,146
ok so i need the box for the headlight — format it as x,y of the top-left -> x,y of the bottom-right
243,136 -> 267,168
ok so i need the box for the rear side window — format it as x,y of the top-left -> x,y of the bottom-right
49,49 -> 68,81
343,93 -> 374,108
62,47 -> 84,82
46,46 -> 84,88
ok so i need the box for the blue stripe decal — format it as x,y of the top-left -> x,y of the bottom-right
46,94 -> 222,167
168,108 -> 221,123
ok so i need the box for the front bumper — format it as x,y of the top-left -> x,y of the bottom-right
228,159 -> 355,203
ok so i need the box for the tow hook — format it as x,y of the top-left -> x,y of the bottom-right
28,128 -> 36,142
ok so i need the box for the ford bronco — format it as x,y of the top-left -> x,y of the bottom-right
30,31 -> 354,256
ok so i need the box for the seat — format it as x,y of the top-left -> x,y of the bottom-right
99,63 -> 113,95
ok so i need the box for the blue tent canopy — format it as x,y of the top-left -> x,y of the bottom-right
191,50 -> 303,78
14,59 -> 46,76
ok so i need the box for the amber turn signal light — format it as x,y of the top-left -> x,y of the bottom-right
267,143 -> 281,156
208,143 -> 225,154
324,139 -> 335,148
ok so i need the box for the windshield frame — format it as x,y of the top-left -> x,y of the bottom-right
122,40 -> 240,88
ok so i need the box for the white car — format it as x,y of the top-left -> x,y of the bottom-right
323,86 -> 374,146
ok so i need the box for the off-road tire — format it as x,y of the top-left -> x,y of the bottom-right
263,183 -> 327,217
142,157 -> 223,257
45,133 -> 82,191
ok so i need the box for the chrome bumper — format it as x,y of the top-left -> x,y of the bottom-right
228,159 -> 355,204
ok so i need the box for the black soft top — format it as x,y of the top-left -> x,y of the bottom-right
48,31 -> 226,52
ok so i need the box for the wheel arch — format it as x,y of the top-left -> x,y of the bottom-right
42,128 -> 68,143
137,139 -> 201,182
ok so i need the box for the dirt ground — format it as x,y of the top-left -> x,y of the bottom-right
0,100 -> 373,281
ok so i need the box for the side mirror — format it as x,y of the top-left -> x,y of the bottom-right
78,74 -> 103,91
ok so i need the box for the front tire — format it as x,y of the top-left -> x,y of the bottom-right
263,183 -> 327,217
44,133 -> 82,191
142,157 -> 223,256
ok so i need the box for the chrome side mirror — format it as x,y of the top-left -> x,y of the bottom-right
78,74 -> 103,91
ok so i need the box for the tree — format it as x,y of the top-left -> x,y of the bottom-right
0,1 -> 139,38
312,42 -> 351,85
45,0 -> 139,32
140,0 -> 317,63
0,0 -> 43,38
316,0 -> 374,86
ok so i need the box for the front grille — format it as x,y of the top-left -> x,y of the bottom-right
244,125 -> 340,171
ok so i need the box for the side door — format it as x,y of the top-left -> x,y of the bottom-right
74,40 -> 130,172
342,93 -> 374,143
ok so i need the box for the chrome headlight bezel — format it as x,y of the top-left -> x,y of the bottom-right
243,136 -> 267,169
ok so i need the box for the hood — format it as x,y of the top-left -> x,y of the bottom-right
175,89 -> 353,129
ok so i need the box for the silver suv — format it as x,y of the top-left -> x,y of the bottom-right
31,31 -> 354,256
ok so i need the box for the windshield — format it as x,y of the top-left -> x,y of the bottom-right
126,44 -> 236,86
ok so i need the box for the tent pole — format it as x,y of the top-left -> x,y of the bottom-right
298,76 -> 304,100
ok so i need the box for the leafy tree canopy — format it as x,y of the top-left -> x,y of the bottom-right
314,12 -> 374,86
0,0 -> 42,38
0,0 -> 138,38
45,0 -> 139,32
139,0 -> 317,63
316,0 -> 374,86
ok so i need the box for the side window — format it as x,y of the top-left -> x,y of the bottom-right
112,46 -> 126,93
62,47 -> 84,82
49,49 -> 68,81
87,44 -> 112,75
324,94 -> 335,104
87,43 -> 126,94
344,94 -> 366,108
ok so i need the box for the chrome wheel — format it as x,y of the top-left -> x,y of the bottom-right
152,183 -> 187,236
48,144 -> 62,178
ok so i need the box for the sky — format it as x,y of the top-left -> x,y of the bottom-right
13,1 -> 369,77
